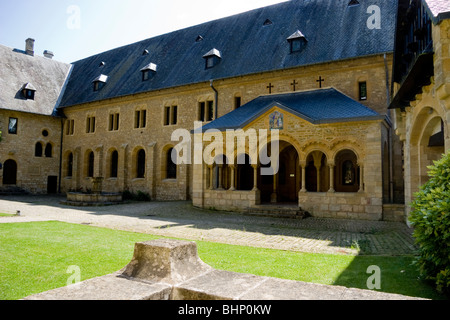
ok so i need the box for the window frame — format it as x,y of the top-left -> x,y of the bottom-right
86,116 -> 96,133
135,110 -> 147,129
8,118 -> 18,134
359,81 -> 368,101
109,113 -> 120,131
136,149 -> 146,179
164,105 -> 178,126
166,148 -> 177,179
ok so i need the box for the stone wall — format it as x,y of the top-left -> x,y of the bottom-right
0,110 -> 62,193
392,19 -> 450,223
58,53 -> 398,206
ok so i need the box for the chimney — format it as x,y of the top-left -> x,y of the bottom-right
25,38 -> 35,56
43,50 -> 54,59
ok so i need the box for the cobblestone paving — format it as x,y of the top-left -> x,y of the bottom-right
0,195 -> 417,256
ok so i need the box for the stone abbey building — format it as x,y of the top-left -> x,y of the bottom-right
1,0 -> 449,223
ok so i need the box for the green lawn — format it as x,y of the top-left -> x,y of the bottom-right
0,213 -> 14,217
0,221 -> 445,300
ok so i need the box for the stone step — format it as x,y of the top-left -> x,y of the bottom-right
0,186 -> 29,196
246,205 -> 308,219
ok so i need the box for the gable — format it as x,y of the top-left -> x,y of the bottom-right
200,88 -> 384,132
0,45 -> 72,116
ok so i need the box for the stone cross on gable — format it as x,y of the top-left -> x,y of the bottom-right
316,76 -> 325,88
291,80 -> 298,91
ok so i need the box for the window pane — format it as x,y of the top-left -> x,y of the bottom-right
359,82 -> 367,100
88,152 -> 94,177
165,107 -> 170,126
199,102 -> 205,122
111,151 -> 118,178
137,150 -> 146,178
141,110 -> 146,128
8,118 -> 18,134
35,142 -> 43,157
68,153 -> 73,177
167,148 -> 177,179
207,101 -> 214,121
172,106 -> 178,125
45,143 -> 52,158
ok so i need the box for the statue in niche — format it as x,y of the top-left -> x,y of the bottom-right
270,111 -> 283,130
343,160 -> 354,185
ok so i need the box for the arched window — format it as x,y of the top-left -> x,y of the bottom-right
87,151 -> 94,178
167,148 -> 177,179
67,153 -> 73,177
111,151 -> 119,178
335,149 -> 359,193
137,149 -> 146,178
45,143 -> 52,158
213,155 -> 230,189
35,142 -> 43,157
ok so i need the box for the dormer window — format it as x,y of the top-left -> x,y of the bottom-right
22,83 -> 36,100
203,48 -> 222,69
287,30 -> 307,54
92,74 -> 108,92
140,63 -> 157,81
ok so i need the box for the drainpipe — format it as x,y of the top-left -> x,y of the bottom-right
58,117 -> 64,194
384,53 -> 394,204
210,80 -> 218,120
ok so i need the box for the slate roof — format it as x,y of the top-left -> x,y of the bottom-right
59,0 -> 397,108
199,88 -> 384,132
424,0 -> 450,24
0,44 -> 72,116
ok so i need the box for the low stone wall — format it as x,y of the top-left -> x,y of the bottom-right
64,192 -> 123,206
382,204 -> 406,222
299,192 -> 383,221
24,239 -> 423,301
203,189 -> 260,211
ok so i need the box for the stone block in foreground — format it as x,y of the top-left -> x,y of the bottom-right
24,239 -> 426,300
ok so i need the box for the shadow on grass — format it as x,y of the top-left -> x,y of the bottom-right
333,255 -> 448,300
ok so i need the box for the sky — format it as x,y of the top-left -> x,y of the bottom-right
0,0 -> 287,64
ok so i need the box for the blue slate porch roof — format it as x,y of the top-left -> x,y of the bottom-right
199,88 -> 384,132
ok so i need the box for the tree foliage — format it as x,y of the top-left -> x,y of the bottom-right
409,151 -> 450,294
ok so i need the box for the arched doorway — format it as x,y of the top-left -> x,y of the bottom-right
3,160 -> 17,185
236,154 -> 253,191
258,141 -> 300,203
409,112 -> 445,198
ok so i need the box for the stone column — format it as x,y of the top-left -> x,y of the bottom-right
252,165 -> 259,191
315,163 -> 321,192
217,164 -> 224,190
328,164 -> 335,193
358,163 -> 364,192
229,165 -> 236,191
208,165 -> 214,190
271,172 -> 278,203
300,160 -> 307,193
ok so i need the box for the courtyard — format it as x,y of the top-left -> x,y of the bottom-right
0,195 -> 416,256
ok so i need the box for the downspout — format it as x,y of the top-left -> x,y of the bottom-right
210,80 -> 218,120
384,53 -> 394,204
58,117 -> 64,194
